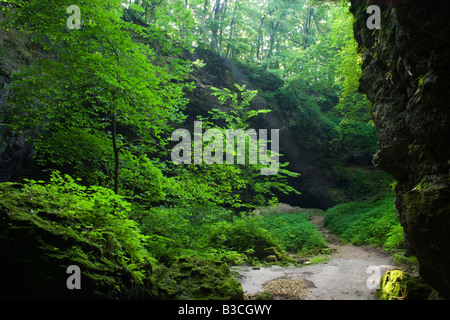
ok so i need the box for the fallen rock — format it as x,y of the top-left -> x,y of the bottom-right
376,270 -> 434,300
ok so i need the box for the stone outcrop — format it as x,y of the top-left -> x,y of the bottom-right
350,0 -> 450,298
0,182 -> 158,299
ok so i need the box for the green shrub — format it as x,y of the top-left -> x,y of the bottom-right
21,172 -> 152,272
333,165 -> 393,202
338,119 -> 378,156
259,212 -> 328,254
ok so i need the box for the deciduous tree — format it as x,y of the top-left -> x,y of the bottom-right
3,0 -> 193,194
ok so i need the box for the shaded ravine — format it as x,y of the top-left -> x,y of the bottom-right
233,210 -> 397,300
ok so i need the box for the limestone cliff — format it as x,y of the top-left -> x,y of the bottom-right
350,0 -> 450,298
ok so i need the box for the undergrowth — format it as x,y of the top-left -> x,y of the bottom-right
324,194 -> 402,249
140,206 -> 328,265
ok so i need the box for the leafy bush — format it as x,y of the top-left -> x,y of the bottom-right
259,212 -> 328,254
324,200 -> 368,235
34,128 -> 113,186
21,172 -> 152,270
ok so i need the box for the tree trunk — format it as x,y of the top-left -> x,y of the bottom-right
267,21 -> 279,60
112,111 -> 120,194
105,37 -> 122,195
303,6 -> 314,47
218,0 -> 228,53
256,15 -> 265,60
226,3 -> 237,58
211,0 -> 222,53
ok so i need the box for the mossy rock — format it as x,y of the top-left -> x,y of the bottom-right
153,256 -> 244,300
376,270 -> 434,300
263,247 -> 283,260
0,182 -> 154,299
263,255 -> 278,263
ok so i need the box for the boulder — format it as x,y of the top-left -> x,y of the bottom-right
263,255 -> 278,263
376,270 -> 434,300
263,247 -> 283,260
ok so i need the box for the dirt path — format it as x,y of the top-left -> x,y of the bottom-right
233,209 -> 397,300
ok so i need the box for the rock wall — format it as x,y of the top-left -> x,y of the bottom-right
350,0 -> 450,298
